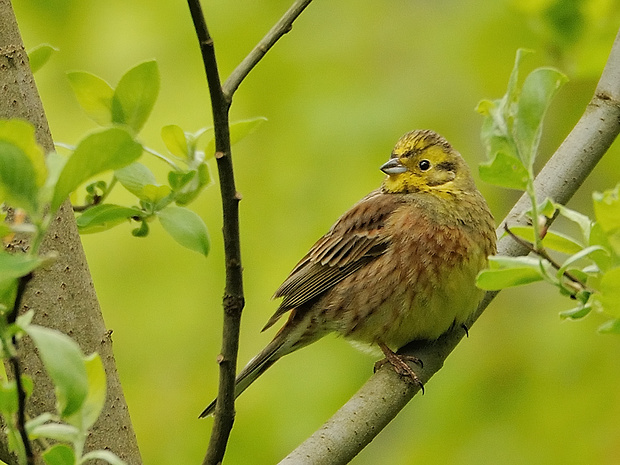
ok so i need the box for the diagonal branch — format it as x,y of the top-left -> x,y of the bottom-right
280,27 -> 620,465
222,0 -> 313,100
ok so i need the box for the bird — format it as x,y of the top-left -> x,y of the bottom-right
200,129 -> 496,418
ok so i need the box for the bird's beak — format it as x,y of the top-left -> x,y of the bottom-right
380,158 -> 407,175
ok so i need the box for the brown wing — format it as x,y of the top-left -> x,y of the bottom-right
262,189 -> 402,331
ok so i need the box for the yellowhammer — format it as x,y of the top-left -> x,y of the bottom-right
200,129 -> 496,417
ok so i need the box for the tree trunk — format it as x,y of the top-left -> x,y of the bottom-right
0,1 -> 142,463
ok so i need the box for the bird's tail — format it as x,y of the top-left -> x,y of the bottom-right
199,335 -> 286,418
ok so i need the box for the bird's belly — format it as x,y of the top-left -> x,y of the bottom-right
338,258 -> 484,350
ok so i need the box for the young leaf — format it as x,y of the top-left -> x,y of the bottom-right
0,252 -> 44,282
27,44 -> 58,73
173,164 -> 211,206
65,353 -> 106,430
591,267 -> 620,318
161,125 -> 188,158
204,117 -> 267,156
25,325 -> 88,418
42,443 -> 76,465
51,127 -> 143,212
593,184 -> 620,233
81,450 -> 127,465
115,162 -> 158,198
478,151 -> 529,190
158,206 -> 210,256
598,318 -> 620,334
76,204 -> 142,234
29,422 -> 80,442
476,267 -> 545,290
111,60 -> 160,133
514,67 -> 568,168
508,225 -> 584,255
559,304 -> 592,320
67,71 -> 114,126
0,119 -> 47,214
0,380 -> 18,416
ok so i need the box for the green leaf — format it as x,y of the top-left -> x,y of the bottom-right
142,184 -> 171,204
52,127 -> 143,212
25,325 -> 88,418
131,220 -> 149,237
559,304 -> 592,320
168,170 -> 196,191
67,71 -> 114,126
514,67 -> 567,168
76,204 -> 142,234
478,151 -> 529,190
0,380 -> 18,415
0,119 -> 47,213
591,267 -> 620,318
538,198 -> 557,218
593,184 -> 620,233
0,252 -> 44,282
111,60 -> 160,133
557,245 -> 606,280
477,255 -> 550,289
161,125 -> 188,158
28,44 -> 58,73
115,162 -> 158,199
508,226 -> 584,255
65,353 -> 106,430
40,444 -> 73,465
158,206 -> 210,256
204,117 -> 267,156
598,318 -> 620,334
173,164 -> 211,206
29,422 -> 80,442
81,450 -> 127,465
42,443 -> 76,465
556,203 -> 591,237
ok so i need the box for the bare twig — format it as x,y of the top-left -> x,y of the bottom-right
502,224 -> 588,293
7,274 -> 35,465
281,27 -> 620,465
9,356 -> 34,465
186,3 -> 241,464
186,1 -> 314,462
222,0 -> 313,100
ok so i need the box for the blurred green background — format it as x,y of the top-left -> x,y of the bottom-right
11,0 -> 620,463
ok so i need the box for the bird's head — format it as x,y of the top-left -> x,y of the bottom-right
381,130 -> 475,195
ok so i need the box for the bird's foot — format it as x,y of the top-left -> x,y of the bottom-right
375,342 -> 425,394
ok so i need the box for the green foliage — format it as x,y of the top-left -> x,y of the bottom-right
27,44 -> 58,73
158,206 -> 210,257
63,61 -> 264,255
51,127 -> 143,212
476,49 -> 620,333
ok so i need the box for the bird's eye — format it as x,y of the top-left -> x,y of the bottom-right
418,159 -> 431,171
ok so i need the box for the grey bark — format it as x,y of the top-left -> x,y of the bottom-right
0,1 -> 142,463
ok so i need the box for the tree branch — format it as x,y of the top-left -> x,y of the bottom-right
280,27 -> 620,465
187,1 -> 314,462
222,0 -> 313,100
186,2 -> 241,464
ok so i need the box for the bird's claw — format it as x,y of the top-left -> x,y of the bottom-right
375,343 -> 425,394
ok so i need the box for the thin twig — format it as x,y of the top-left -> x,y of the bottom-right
7,273 -> 35,464
222,0 -> 313,100
9,356 -> 34,465
502,223 -> 588,292
186,1 -> 314,462
185,1 -> 241,464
